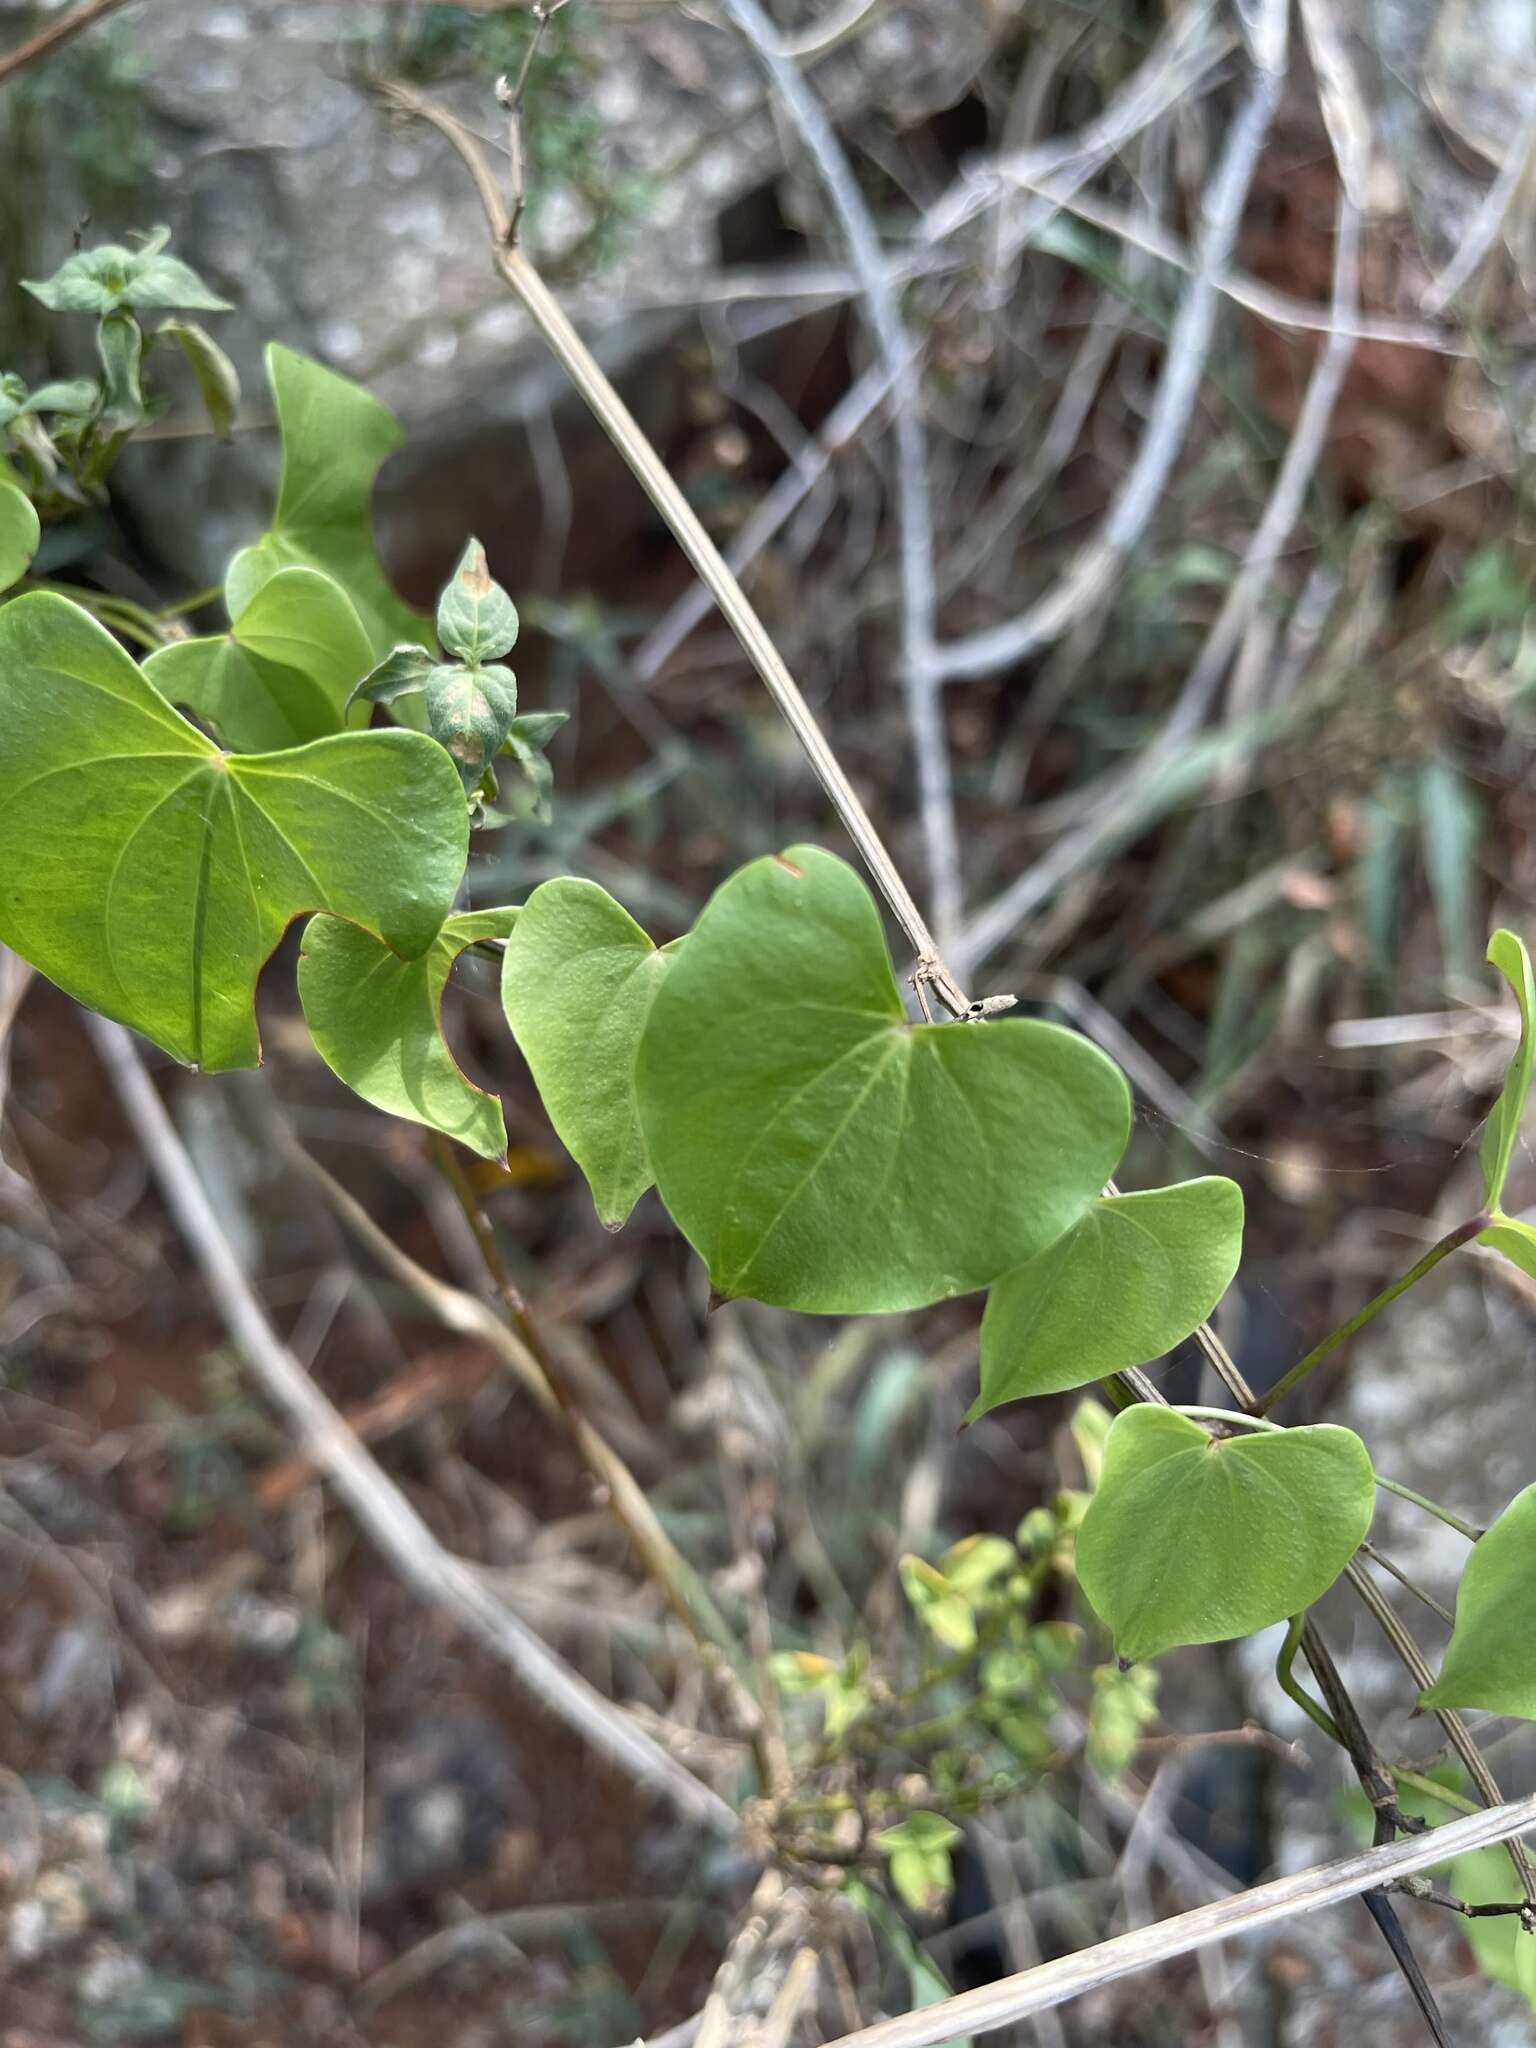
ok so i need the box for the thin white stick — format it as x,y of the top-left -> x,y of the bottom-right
775,0 -> 882,64
1422,106 -> 1536,315
720,0 -> 962,946
814,1792 -> 1536,2048
952,0 -> 1376,979
922,0 -> 1232,244
931,0 -> 1288,685
86,1016 -> 738,1840
1161,203 -> 1363,747
986,176 -> 1469,357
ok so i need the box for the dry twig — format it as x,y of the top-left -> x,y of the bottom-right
87,1015 -> 737,1839
932,0 -> 1288,687
720,0 -> 961,945
815,1792 -> 1536,2048
377,74 -> 979,1017
0,0 -> 134,87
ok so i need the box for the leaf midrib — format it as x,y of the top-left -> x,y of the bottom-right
723,1026 -> 903,1296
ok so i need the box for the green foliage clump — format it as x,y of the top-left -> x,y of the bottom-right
5,227 -> 236,515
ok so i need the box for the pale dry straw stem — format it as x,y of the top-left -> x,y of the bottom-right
1421,105 -> 1536,315
987,176 -> 1470,357
272,1118 -> 740,1661
0,0 -> 134,85
720,0 -> 961,946
931,0 -> 1288,689
813,1792 -> 1536,2048
949,15 -> 1386,980
775,0 -> 884,65
87,1016 -> 738,1839
1161,203 -> 1364,747
378,75 -> 975,1016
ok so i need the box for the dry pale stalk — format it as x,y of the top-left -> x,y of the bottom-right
87,1015 -> 738,1839
815,1793 -> 1536,2048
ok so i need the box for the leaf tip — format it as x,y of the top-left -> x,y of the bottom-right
457,538 -> 493,596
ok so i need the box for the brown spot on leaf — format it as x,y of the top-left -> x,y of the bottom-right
771,854 -> 804,878
459,542 -> 493,597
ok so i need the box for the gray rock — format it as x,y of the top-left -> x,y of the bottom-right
3,0 -> 1004,586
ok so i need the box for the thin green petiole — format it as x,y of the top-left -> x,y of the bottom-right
1275,1613 -> 1342,1742
22,579 -> 168,650
1257,1215 -> 1490,1416
1375,1475 -> 1481,1544
1173,1404 -> 1283,1433
156,583 -> 222,618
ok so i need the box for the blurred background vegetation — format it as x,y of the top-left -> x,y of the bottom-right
5,0 -> 1536,2042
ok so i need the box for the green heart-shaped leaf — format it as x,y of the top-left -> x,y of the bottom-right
1420,1484 -> 1536,1719
0,593 -> 467,1071
225,344 -> 430,658
634,846 -> 1131,1312
0,479 -> 39,592
972,1178 -> 1244,1418
144,566 -> 374,752
1481,928 -> 1535,1209
1075,1408 -> 1374,1662
300,906 -> 517,1161
502,878 -> 680,1228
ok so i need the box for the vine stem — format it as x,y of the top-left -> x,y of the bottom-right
270,1115 -> 742,1666
1344,1554 -> 1531,1856
374,74 -> 976,1020
424,1133 -> 781,1791
23,580 -> 169,651
1256,1215 -> 1489,1416
1273,1619 -> 1486,1823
